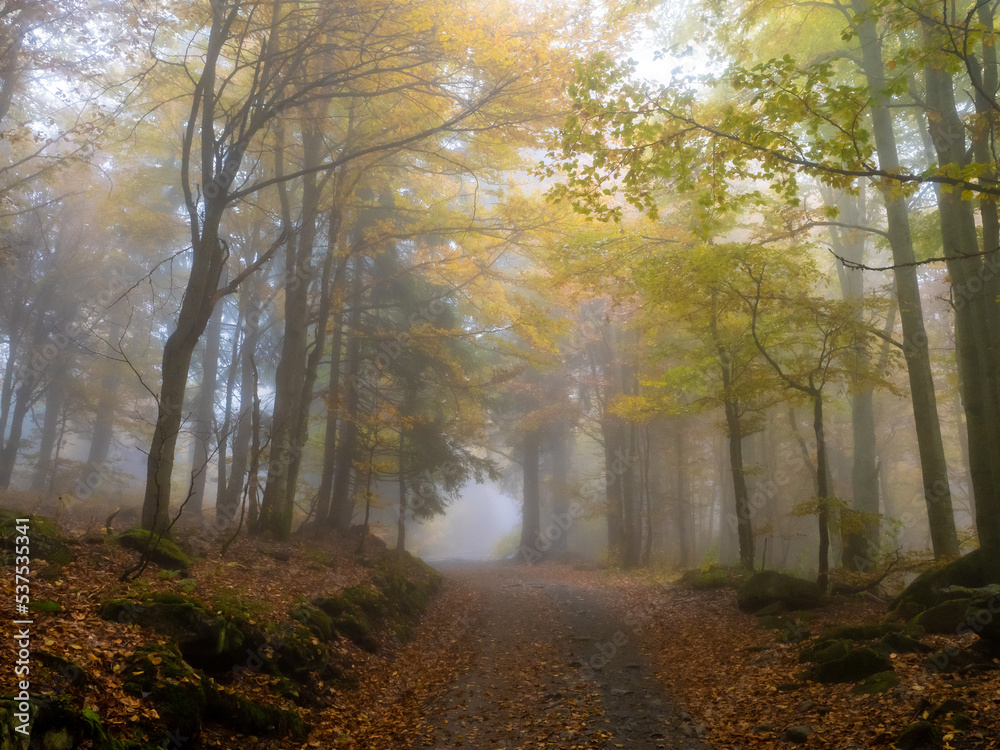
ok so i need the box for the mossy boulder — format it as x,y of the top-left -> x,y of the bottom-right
289,603 -> 335,641
678,565 -> 751,591
826,623 -> 903,641
809,645 -> 893,683
894,720 -> 941,750
98,593 -> 244,671
28,600 -> 62,615
910,598 -> 972,635
888,549 -> 992,619
206,686 -> 307,738
122,644 -> 207,740
116,528 -> 194,570
313,585 -> 386,651
0,511 -> 73,567
737,571 -> 824,613
852,670 -> 899,695
800,638 -> 851,665
878,632 -> 932,655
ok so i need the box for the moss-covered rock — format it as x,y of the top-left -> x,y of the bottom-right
0,511 -> 73,568
98,593 -> 244,672
826,623 -> 903,641
888,550 -> 992,619
289,603 -> 335,641
799,638 -> 851,664
737,571 -> 825,613
28,600 -> 62,615
852,670 -> 899,695
878,631 -> 932,655
910,598 -> 972,635
678,565 -> 751,591
810,645 -> 893,683
116,528 -> 194,570
122,644 -> 207,740
894,720 -> 941,750
206,686 -> 307,738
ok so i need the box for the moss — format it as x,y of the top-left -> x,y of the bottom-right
895,720 -> 942,750
122,644 -> 206,739
206,686 -> 307,738
678,565 -> 752,590
810,646 -> 893,683
116,528 -> 194,570
98,593 -> 245,672
826,623 -> 903,642
889,549 -> 992,618
289,603 -> 335,641
800,639 -> 851,664
911,598 -> 972,634
0,512 -> 73,567
852,670 -> 899,695
29,599 -> 62,615
737,571 -> 825,613
878,632 -> 932,655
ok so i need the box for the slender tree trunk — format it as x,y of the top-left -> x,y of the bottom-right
396,437 -> 406,551
813,391 -> 831,593
216,302 -> 241,512
328,254 -> 366,530
220,280 -> 259,526
520,430 -> 542,558
190,298 -> 223,521
674,421 -> 691,568
851,0 -> 960,559
30,374 -> 63,494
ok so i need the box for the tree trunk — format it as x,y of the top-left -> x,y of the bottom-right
190,298 -> 223,521
674,421 -> 692,568
922,36 -> 1000,570
30,375 -> 63,495
851,0 -> 960,559
520,430 -> 542,558
396,437 -> 406,551
219,280 -> 260,527
813,391 -> 831,593
328,254 -> 366,530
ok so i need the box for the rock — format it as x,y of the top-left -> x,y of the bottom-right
810,645 -> 893,683
737,571 -> 824,613
910,598 -> 972,634
755,601 -> 786,617
877,631 -> 932,655
122,644 -> 207,741
206,684 -> 307,738
116,528 -> 194,570
797,700 -> 816,712
889,549 -> 992,619
777,683 -> 801,693
825,623 -> 903,641
800,638 -> 851,664
923,645 -> 982,674
754,724 -> 774,733
780,725 -> 813,743
851,670 -> 899,695
894,720 -> 941,750
98,592 -> 245,671
289,603 -> 335,641
29,599 -> 62,615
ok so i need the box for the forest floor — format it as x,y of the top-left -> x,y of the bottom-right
2,519 -> 1000,749
326,562 -> 1000,750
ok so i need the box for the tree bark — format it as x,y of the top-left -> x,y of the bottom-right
851,0 -> 960,558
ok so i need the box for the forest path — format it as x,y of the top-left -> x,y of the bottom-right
341,561 -> 710,750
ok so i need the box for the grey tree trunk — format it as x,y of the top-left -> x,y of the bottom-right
190,298 -> 223,521
851,0 -> 959,558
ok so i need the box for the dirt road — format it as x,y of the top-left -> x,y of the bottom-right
345,562 -> 709,750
